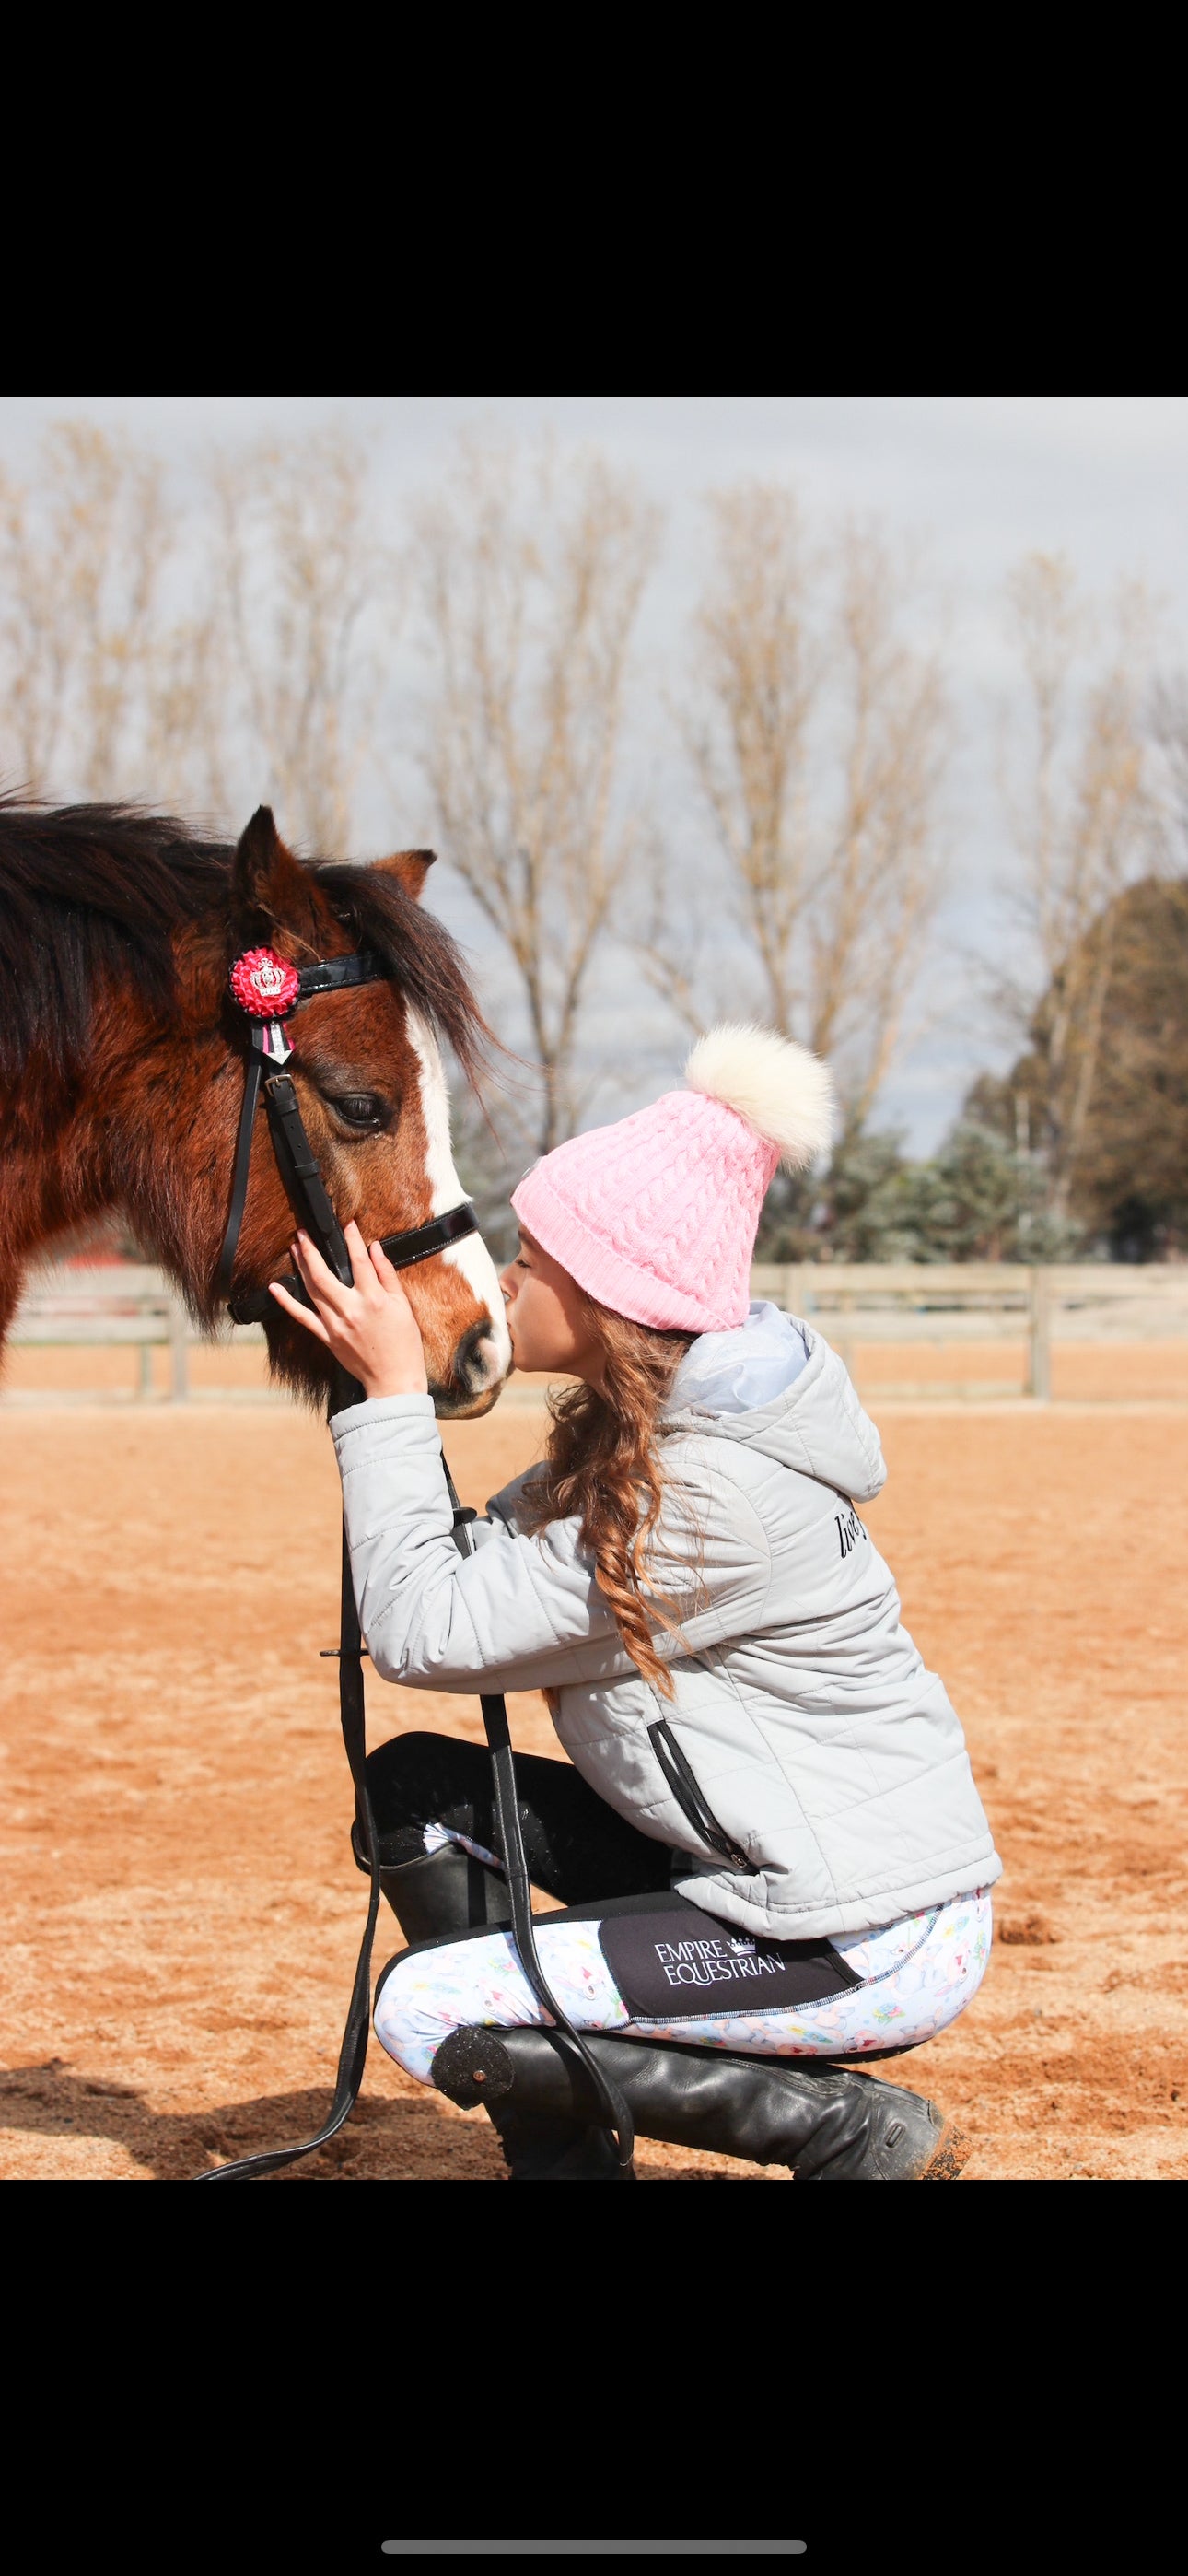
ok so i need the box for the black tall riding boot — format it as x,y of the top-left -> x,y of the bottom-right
353,1830 -> 513,1944
431,2025 -> 969,2180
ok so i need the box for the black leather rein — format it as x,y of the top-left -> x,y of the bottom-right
197,942 -> 635,2182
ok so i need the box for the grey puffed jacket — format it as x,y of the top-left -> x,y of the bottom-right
332,1311 -> 1001,1940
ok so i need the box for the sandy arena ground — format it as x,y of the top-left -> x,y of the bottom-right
1,1357 -> 1185,2182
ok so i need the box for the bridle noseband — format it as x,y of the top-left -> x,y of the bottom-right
215,943 -> 479,1320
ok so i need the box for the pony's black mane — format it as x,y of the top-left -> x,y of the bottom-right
0,800 -> 485,1083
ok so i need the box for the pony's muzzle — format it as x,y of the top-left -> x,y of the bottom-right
431,1316 -> 508,1419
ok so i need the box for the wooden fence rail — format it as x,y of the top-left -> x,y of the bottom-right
6,1260 -> 1188,1404
751,1263 -> 1188,1401
6,1267 -> 265,1403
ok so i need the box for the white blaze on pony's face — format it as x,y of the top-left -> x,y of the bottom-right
403,1011 -> 512,1413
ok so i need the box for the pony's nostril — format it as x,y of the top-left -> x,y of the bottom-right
455,1317 -> 499,1394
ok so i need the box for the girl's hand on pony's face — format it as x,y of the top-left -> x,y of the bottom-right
499,1232 -> 604,1387
269,1223 -> 429,1399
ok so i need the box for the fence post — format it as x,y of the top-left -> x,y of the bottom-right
1029,1267 -> 1051,1400
169,1298 -> 190,1402
138,1312 -> 153,1400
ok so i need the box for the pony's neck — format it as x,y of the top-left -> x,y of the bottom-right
0,943 -> 231,1338
0,1086 -> 121,1338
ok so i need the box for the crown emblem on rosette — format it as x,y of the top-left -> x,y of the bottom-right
228,947 -> 301,1020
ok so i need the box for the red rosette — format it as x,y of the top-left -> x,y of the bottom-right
228,947 -> 301,1020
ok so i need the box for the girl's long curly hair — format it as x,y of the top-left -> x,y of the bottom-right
518,1297 -> 696,1697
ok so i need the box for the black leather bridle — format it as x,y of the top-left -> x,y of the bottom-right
212,943 -> 480,1317
198,944 -> 635,2182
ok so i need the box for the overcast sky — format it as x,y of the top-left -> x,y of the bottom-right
4,396 -> 1185,1147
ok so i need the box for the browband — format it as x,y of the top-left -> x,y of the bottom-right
296,951 -> 386,999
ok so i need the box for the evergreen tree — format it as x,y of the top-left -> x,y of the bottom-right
969,876 -> 1188,1259
754,1120 -> 1081,1264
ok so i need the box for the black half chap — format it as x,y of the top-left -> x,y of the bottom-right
362,1728 -> 677,1905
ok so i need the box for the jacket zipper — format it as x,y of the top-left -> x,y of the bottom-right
647,1717 -> 757,1875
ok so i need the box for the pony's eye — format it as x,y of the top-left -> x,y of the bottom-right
330,1092 -> 390,1132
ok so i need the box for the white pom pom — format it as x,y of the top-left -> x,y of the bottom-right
684,1023 -> 835,1169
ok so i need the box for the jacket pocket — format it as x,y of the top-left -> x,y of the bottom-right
647,1717 -> 758,1875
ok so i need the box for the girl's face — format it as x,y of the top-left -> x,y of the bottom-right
499,1232 -> 605,1386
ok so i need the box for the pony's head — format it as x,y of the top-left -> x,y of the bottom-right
0,795 -> 511,1414
189,807 -> 512,1414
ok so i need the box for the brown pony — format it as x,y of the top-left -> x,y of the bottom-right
0,798 -> 512,1411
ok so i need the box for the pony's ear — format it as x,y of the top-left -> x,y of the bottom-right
232,806 -> 316,932
371,849 -> 437,903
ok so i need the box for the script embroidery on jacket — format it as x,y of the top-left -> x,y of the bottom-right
834,1500 -> 868,1560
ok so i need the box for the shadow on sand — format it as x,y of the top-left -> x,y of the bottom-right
0,2058 -> 504,2182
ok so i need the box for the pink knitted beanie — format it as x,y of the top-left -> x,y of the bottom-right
510,1025 -> 835,1333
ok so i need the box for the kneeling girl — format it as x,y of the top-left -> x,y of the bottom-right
274,1027 -> 1000,2180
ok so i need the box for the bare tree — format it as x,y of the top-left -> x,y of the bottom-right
0,421 -> 176,798
1148,667 -> 1188,860
1001,552 -> 1155,1217
0,421 -> 388,852
414,441 -> 659,1154
643,486 -> 949,1128
204,426 -> 384,851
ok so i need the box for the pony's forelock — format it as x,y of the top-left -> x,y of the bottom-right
318,859 -> 491,1088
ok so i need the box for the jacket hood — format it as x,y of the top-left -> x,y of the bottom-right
662,1301 -> 886,1503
